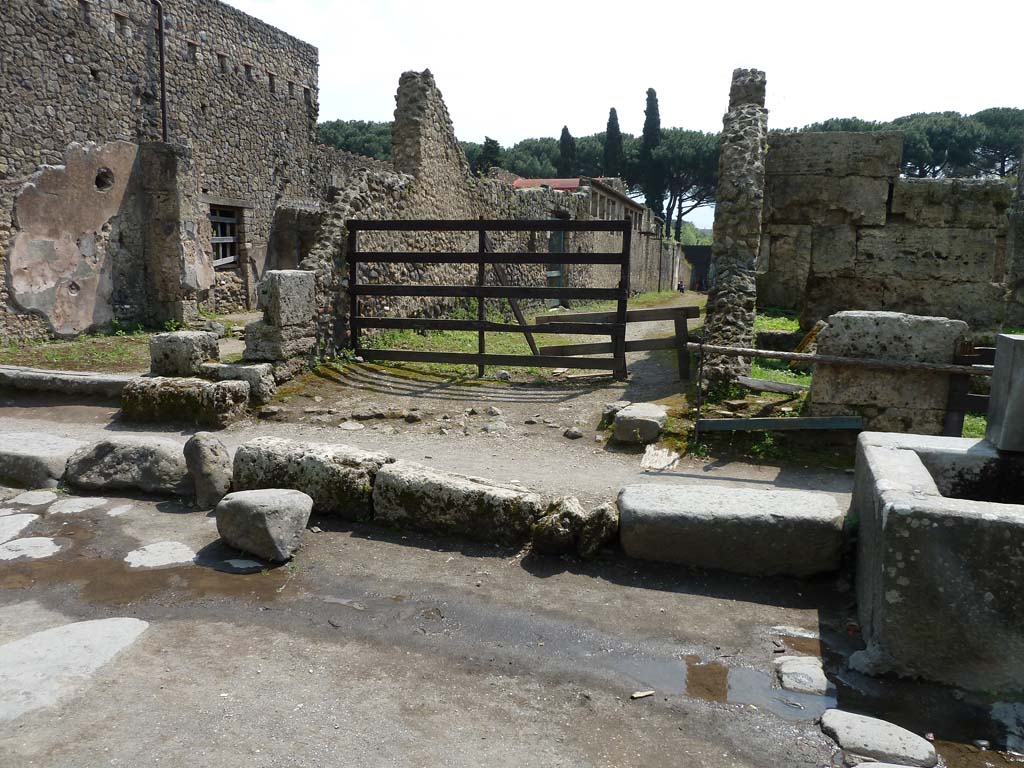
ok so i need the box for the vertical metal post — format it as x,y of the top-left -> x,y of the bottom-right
614,218 -> 631,381
477,219 -> 486,377
347,227 -> 360,352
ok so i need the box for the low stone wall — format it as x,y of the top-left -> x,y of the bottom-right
809,311 -> 968,434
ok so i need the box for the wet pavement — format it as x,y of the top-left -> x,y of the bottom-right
0,486 -> 1020,766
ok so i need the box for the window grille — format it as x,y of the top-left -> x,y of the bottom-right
210,207 -> 240,268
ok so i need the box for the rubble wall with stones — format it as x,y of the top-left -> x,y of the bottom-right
757,131 -> 1015,333
702,68 -> 769,384
300,70 -> 660,356
0,0 -> 320,341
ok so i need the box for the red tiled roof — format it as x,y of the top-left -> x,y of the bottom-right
512,178 -> 582,191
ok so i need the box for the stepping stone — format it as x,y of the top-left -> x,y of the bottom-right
617,484 -> 844,577
0,514 -> 39,544
124,542 -> 197,569
10,490 -> 58,507
216,489 -> 313,562
49,497 -> 107,515
0,618 -> 148,723
820,709 -> 937,767
774,655 -> 833,696
0,537 -> 62,561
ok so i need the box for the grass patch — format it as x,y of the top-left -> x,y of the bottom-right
750,358 -> 812,387
962,412 -> 987,439
754,307 -> 800,333
0,333 -> 153,372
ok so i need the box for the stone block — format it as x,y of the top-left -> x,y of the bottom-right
890,178 -> 1012,229
149,331 -> 219,376
121,377 -> 249,429
617,484 -> 844,577
232,437 -> 391,520
372,461 -> 542,545
65,436 -> 191,496
766,131 -> 903,178
809,312 -> 968,435
755,224 -> 811,310
852,432 -> 1024,692
774,656 -> 832,696
184,432 -> 232,509
0,433 -> 86,489
767,174 -> 889,226
613,403 -> 668,444
216,488 -> 313,562
243,321 -> 316,362
855,224 -> 1004,282
258,269 -> 315,327
986,334 -> 1024,452
809,224 -> 857,278
820,709 -> 936,767
199,361 -> 276,404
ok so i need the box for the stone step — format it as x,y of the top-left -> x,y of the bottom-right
617,484 -> 845,577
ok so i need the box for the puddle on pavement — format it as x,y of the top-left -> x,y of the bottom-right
937,742 -> 1024,767
615,653 -> 835,721
0,394 -> 119,425
0,521 -> 288,605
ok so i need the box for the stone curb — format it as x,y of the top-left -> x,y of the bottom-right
0,364 -> 137,399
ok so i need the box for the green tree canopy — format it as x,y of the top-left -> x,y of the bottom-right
317,119 -> 392,159
972,107 -> 1024,177
576,133 -> 605,177
655,129 -> 719,239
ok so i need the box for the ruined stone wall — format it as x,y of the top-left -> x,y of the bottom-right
757,131 -> 1014,333
703,68 -> 769,384
0,0 -> 319,340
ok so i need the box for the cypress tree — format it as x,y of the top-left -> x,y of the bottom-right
604,108 -> 624,177
557,126 -> 577,177
639,88 -> 665,215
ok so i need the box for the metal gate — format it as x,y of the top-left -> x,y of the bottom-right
345,218 -> 631,379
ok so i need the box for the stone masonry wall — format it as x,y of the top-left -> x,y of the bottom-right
703,68 -> 769,384
757,131 -> 1015,334
0,0 -> 319,341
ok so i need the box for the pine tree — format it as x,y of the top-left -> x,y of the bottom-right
557,126 -> 577,177
639,88 -> 665,215
604,108 -> 624,178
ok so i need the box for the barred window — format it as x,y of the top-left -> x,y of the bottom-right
210,207 -> 240,268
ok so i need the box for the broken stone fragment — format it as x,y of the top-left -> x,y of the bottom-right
258,269 -> 316,327
819,709 -> 936,767
613,403 -> 668,444
601,400 -> 631,424
531,497 -> 619,558
773,655 -> 833,696
216,488 -> 313,562
184,432 -> 232,509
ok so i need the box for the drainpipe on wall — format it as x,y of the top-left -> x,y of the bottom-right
150,0 -> 169,143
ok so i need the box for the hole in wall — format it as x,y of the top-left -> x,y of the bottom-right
67,281 -> 81,297
95,168 -> 115,191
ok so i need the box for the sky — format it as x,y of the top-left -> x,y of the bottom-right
225,0 -> 1022,228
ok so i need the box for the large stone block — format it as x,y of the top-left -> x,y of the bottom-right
766,131 -> 903,178
121,377 -> 249,428
617,484 -> 844,577
0,433 -> 86,488
986,334 -> 1024,452
820,709 -> 937,767
855,224 -> 1005,282
852,432 -> 1024,692
149,331 -> 219,376
216,488 -> 313,562
767,174 -> 890,226
755,224 -> 811,310
243,321 -> 316,362
809,312 -> 968,435
198,362 -> 276,404
232,437 -> 391,520
258,269 -> 316,327
372,461 -> 542,544
809,225 -> 857,278
890,178 -> 1012,229
184,432 -> 232,509
65,436 -> 191,496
